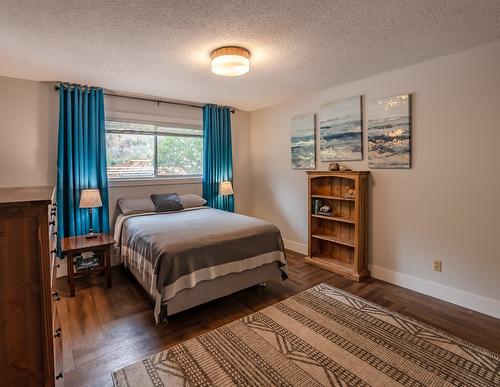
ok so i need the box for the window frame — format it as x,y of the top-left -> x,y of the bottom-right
105,118 -> 204,181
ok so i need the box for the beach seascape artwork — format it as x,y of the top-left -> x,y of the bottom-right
291,113 -> 316,169
319,96 -> 363,161
368,94 -> 411,168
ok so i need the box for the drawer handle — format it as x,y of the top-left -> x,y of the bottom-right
51,210 -> 57,216
54,328 -> 62,338
49,220 -> 56,226
52,231 -> 58,236
52,291 -> 60,301
55,263 -> 61,269
55,372 -> 63,380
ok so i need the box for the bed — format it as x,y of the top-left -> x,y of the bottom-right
113,205 -> 287,323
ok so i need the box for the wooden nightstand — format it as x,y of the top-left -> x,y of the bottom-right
60,234 -> 115,297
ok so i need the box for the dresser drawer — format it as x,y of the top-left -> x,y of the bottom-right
51,284 -> 61,328
48,203 -> 57,243
53,301 -> 64,386
51,251 -> 60,291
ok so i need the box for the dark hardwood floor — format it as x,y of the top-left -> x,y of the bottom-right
58,250 -> 500,386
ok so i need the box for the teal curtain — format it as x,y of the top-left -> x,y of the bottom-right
56,83 -> 109,238
202,104 -> 234,212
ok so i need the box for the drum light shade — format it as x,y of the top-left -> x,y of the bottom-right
211,46 -> 250,77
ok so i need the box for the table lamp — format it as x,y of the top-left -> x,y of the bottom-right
219,181 -> 234,196
79,189 -> 102,238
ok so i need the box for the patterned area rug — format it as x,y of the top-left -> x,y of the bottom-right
112,283 -> 499,386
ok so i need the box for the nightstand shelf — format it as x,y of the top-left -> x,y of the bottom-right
60,234 -> 115,297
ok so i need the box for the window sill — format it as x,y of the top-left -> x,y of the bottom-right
108,176 -> 202,188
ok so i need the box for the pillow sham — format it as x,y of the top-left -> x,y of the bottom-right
150,193 -> 184,213
118,197 -> 155,215
179,193 -> 207,208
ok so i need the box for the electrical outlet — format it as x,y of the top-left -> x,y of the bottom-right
433,260 -> 442,272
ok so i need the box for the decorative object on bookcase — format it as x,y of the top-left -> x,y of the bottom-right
344,188 -> 355,199
338,164 -> 352,171
368,93 -> 411,168
319,96 -> 363,161
318,205 -> 333,216
328,162 -> 339,171
305,171 -> 370,281
291,113 -> 316,169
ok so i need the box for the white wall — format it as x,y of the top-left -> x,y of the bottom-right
249,41 -> 500,317
0,77 -> 58,187
232,109 -> 252,215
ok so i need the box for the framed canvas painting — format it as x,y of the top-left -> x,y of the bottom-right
368,93 -> 412,168
319,96 -> 363,161
290,113 -> 316,169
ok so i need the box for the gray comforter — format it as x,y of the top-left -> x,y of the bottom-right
117,207 -> 287,301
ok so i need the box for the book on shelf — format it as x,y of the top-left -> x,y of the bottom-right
312,198 -> 324,214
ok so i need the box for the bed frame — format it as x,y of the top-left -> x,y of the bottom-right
126,260 -> 284,323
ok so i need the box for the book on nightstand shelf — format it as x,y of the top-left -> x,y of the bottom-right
74,252 -> 102,272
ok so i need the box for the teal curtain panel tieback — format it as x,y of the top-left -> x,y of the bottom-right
202,104 -> 234,212
56,83 -> 110,239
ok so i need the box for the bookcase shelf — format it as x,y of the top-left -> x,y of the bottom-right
311,214 -> 355,224
311,234 -> 355,247
311,194 -> 355,202
305,171 -> 370,281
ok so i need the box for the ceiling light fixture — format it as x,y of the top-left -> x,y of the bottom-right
211,46 -> 250,77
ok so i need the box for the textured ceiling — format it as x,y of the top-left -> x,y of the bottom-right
0,1 -> 499,111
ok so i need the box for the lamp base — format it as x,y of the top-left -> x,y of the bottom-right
85,232 -> 99,239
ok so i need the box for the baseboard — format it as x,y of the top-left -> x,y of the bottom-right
283,239 -> 308,255
282,237 -> 500,319
370,264 -> 500,319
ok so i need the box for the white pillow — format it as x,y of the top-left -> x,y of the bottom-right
179,194 -> 207,208
118,198 -> 155,215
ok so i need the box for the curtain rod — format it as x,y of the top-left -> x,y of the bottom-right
53,84 -> 235,114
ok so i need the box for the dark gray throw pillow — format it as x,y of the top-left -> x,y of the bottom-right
150,193 -> 184,213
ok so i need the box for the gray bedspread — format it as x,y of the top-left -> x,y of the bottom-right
117,207 -> 287,303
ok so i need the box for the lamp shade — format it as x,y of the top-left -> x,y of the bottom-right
219,181 -> 234,196
79,189 -> 103,208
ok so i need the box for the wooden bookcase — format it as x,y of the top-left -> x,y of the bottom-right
305,171 -> 370,281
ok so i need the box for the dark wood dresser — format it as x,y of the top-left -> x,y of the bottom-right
0,187 -> 63,386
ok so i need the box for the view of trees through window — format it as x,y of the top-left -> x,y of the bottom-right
157,136 -> 203,176
106,121 -> 203,179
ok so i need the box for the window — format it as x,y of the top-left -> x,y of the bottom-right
105,120 -> 203,179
